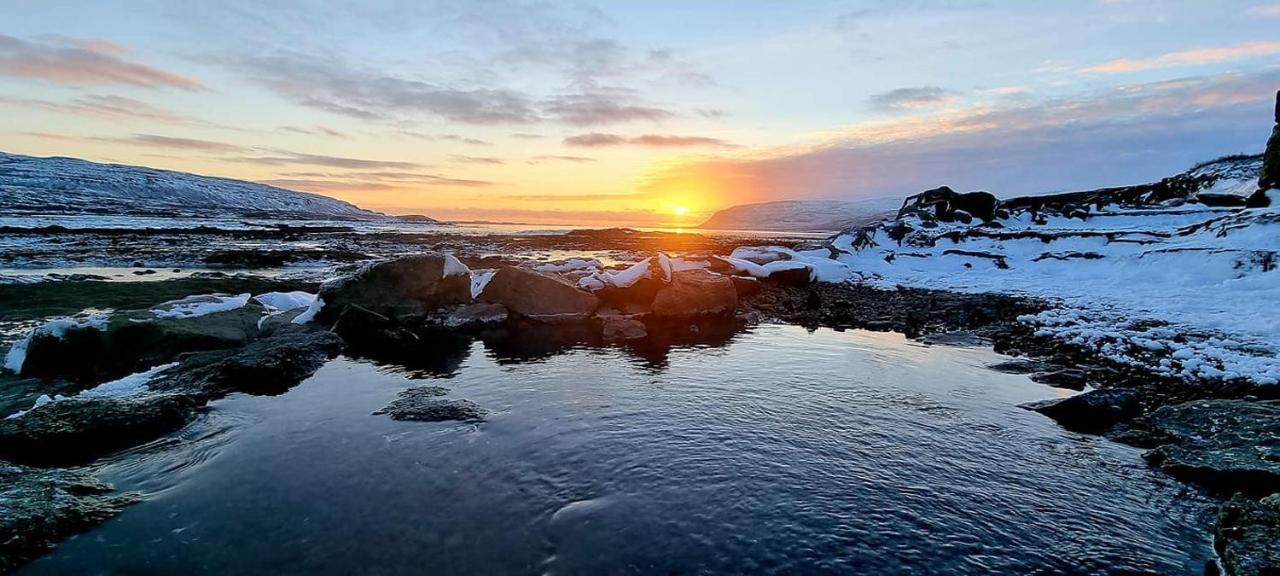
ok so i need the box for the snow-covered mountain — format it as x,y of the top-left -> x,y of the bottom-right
0,151 -> 390,221
698,198 -> 899,232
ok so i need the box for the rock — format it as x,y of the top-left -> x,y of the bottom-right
374,388 -> 485,422
650,269 -> 738,318
316,254 -> 472,322
898,186 -> 999,222
1142,399 -> 1280,493
730,275 -> 762,298
256,307 -> 307,335
479,266 -> 600,322
444,302 -> 508,329
600,315 -> 648,342
154,329 -> 343,397
1260,91 -> 1280,191
1215,493 -> 1280,576
592,256 -> 671,308
0,462 -> 139,574
1030,368 -> 1089,391
0,394 -> 198,466
1020,388 -> 1140,434
20,302 -> 265,383
986,359 -> 1048,374
764,263 -> 813,287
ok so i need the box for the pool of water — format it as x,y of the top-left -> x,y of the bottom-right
20,325 -> 1215,575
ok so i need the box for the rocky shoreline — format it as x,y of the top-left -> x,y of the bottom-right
1,244 -> 1277,573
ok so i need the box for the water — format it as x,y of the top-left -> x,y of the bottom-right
20,325 -> 1214,575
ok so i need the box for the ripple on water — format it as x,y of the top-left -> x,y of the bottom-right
20,324 -> 1217,576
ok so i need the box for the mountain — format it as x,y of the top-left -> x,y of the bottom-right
0,151 -> 392,221
697,198 -> 899,232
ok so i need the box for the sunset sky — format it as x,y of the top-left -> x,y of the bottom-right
3,0 -> 1279,225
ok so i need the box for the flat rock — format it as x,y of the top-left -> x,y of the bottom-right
317,254 -> 472,322
0,394 -> 198,466
374,388 -> 484,422
479,266 -> 599,323
1143,399 -> 1280,493
1020,388 -> 1140,434
154,328 -> 343,397
0,462 -> 139,574
651,269 -> 737,318
1215,493 -> 1280,576
444,302 -> 508,329
600,315 -> 648,341
1030,368 -> 1089,390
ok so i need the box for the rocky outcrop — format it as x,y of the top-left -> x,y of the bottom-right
0,394 -> 198,466
1142,399 -> 1280,493
0,462 -> 138,574
317,254 -> 472,322
19,302 -> 265,382
479,266 -> 600,322
1215,493 -> 1280,576
152,328 -> 343,398
650,269 -> 738,318
374,386 -> 485,422
1259,91 -> 1280,192
1020,389 -> 1140,434
898,186 -> 998,222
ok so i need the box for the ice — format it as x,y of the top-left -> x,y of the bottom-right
535,258 -> 601,273
151,293 -> 251,319
253,291 -> 317,313
443,254 -> 470,277
291,297 -> 325,324
471,270 -> 497,299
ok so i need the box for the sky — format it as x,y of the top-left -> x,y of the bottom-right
1,0 -> 1278,226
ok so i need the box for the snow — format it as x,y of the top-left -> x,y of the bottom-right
5,394 -> 55,420
743,187 -> 1280,384
535,258 -> 602,273
443,254 -> 470,277
79,362 -> 178,398
254,291 -> 316,313
471,269 -> 497,298
4,314 -> 109,374
577,254 -> 674,291
291,297 -> 324,324
151,293 -> 252,319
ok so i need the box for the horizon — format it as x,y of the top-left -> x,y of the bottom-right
3,1 -> 1279,226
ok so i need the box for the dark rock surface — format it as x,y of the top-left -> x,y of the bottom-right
443,302 -> 509,329
479,266 -> 600,322
317,254 -> 471,322
19,302 -> 265,382
374,387 -> 485,422
1260,91 -> 1279,191
599,314 -> 648,342
0,462 -> 138,574
153,328 -> 343,398
0,394 -> 198,466
1030,368 -> 1089,391
1215,493 -> 1280,576
1020,389 -> 1141,434
651,269 -> 737,318
1143,400 -> 1280,494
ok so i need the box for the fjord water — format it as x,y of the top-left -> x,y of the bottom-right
23,325 -> 1213,575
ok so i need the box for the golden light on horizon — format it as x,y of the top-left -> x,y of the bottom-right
674,206 -> 689,216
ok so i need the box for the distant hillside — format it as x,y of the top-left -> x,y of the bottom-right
0,151 -> 396,221
698,198 -> 899,232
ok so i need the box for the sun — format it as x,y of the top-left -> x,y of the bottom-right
673,206 -> 689,216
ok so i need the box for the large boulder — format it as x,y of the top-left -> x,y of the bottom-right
1215,493 -> 1280,576
479,266 -> 600,322
1020,388 -> 1140,434
374,387 -> 486,422
589,256 -> 671,309
1260,91 -> 1279,191
1143,399 -> 1280,493
18,301 -> 265,383
0,462 -> 138,574
0,394 -> 198,466
650,269 -> 738,318
317,254 -> 472,322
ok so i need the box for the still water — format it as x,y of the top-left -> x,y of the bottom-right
22,325 -> 1213,575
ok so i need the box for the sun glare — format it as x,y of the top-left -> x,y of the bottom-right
674,206 -> 689,216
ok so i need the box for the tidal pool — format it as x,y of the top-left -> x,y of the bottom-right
21,324 -> 1215,575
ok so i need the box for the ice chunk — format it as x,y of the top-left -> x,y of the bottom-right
151,293 -> 251,319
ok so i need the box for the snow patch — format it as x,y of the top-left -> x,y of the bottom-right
151,293 -> 251,319
443,254 -> 470,277
291,297 -> 324,324
79,362 -> 178,398
471,269 -> 497,299
4,314 -> 110,374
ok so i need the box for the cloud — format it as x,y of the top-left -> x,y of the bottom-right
542,93 -> 676,125
510,132 -> 545,140
1079,41 -> 1280,74
281,125 -> 348,138
563,133 -> 735,148
0,35 -> 202,90
449,154 -> 504,165
398,131 -> 492,145
641,69 -> 1280,206
229,151 -> 421,170
1248,4 -> 1280,17
528,155 -> 596,164
0,94 -> 200,125
262,173 -> 493,191
868,86 -> 962,111
500,192 -> 648,202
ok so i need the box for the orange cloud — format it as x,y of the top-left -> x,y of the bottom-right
0,35 -> 203,90
1079,41 -> 1280,74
